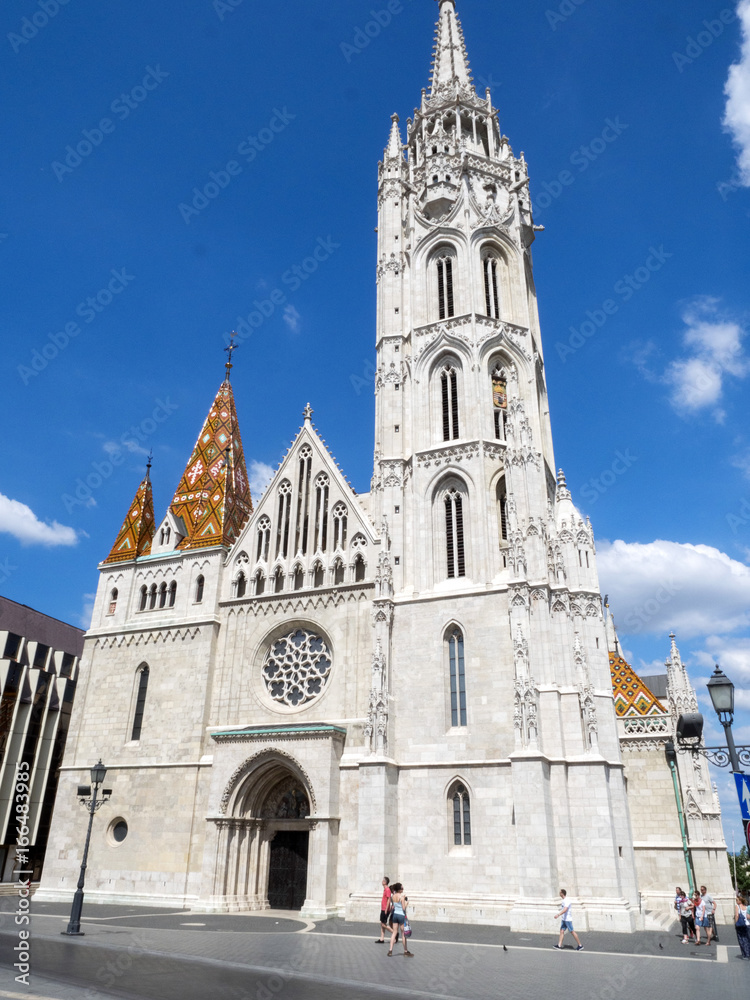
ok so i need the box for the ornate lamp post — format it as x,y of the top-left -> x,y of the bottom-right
62,761 -> 111,936
675,665 -> 750,771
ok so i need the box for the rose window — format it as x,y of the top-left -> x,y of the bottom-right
262,628 -> 332,707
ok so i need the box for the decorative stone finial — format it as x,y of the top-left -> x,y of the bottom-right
303,402 -> 313,423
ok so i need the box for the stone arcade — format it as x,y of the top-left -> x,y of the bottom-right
39,1 -> 732,930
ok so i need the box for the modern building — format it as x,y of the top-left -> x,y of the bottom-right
38,0 -> 733,928
0,596 -> 83,882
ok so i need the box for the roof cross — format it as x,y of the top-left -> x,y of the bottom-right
224,332 -> 239,380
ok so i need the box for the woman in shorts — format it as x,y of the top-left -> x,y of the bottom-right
387,883 -> 413,957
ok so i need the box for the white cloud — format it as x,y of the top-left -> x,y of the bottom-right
723,0 -> 750,185
597,538 -> 750,638
103,438 -> 148,458
0,493 -> 78,547
248,460 -> 275,498
283,305 -> 301,333
731,449 -> 750,478
691,635 -> 750,692
663,298 -> 747,415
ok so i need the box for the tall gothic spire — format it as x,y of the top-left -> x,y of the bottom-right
103,464 -> 155,564
169,380 -> 252,550
384,113 -> 403,161
429,0 -> 474,98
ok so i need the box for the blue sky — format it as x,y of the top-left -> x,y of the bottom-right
2,0 -> 750,847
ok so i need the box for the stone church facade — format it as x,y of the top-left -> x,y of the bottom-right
39,0 -> 733,930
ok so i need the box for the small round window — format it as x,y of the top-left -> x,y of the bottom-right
262,628 -> 332,708
108,818 -> 128,845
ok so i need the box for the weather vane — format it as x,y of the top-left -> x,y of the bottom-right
224,332 -> 239,379
146,449 -> 153,477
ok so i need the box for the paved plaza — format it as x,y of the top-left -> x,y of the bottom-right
0,899 -> 747,1000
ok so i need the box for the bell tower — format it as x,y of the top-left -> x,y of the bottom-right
373,0 -> 558,596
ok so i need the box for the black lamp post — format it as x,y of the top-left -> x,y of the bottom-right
706,665 -> 742,772
62,761 -> 111,936
675,665 -> 750,770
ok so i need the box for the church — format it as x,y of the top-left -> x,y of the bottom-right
38,0 -> 733,930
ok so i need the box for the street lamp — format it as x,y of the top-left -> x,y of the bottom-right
62,760 -> 111,936
707,664 -> 741,773
674,665 -> 750,771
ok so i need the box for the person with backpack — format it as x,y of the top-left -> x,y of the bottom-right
735,892 -> 750,960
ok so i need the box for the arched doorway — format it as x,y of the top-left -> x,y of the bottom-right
207,752 -> 316,912
262,776 -> 310,911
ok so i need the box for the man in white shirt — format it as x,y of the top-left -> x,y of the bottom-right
699,885 -> 717,946
553,889 -> 584,951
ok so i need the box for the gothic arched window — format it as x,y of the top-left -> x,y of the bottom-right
276,480 -> 292,559
108,589 -> 118,615
450,782 -> 471,845
235,572 -> 247,599
444,488 -> 466,579
447,629 -> 467,727
333,558 -> 345,585
139,586 -> 148,612
168,580 -> 177,608
354,555 -> 366,582
131,665 -> 149,742
314,473 -> 330,552
497,477 -> 508,543
491,365 -> 508,441
256,516 -> 271,563
440,364 -> 460,441
332,503 -> 348,551
483,253 -> 501,318
436,252 -> 455,319
158,582 -> 167,609
195,575 -> 205,603
313,562 -> 324,588
254,570 -> 266,596
295,446 -> 313,556
293,565 -> 304,591
273,567 -> 285,594
148,584 -> 157,610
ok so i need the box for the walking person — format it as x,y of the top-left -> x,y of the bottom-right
387,883 -> 413,957
693,890 -> 708,945
735,892 -> 750,960
676,888 -> 695,944
376,877 -> 391,943
700,884 -> 718,944
553,890 -> 583,951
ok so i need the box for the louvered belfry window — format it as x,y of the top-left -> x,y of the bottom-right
437,254 -> 455,319
445,488 -> 466,579
441,365 -> 459,441
483,255 -> 500,318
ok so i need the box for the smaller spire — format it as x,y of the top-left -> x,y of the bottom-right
385,113 -> 403,161
429,0 -> 474,97
103,471 -> 155,564
224,331 -> 239,381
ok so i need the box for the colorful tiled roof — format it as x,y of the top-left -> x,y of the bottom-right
169,380 -> 252,550
609,652 -> 667,717
103,472 -> 155,564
